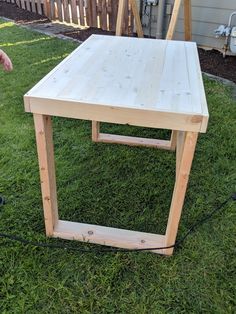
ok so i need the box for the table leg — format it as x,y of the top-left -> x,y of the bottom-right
92,121 -> 100,142
33,114 -> 58,236
170,130 -> 177,151
165,131 -> 198,255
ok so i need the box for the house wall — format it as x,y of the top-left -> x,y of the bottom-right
141,0 -> 236,50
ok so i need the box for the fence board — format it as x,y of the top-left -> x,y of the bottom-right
101,0 -> 107,30
109,0 -> 118,32
91,0 -> 98,28
56,0 -> 63,21
78,0 -> 85,25
71,0 -> 78,24
25,0 -> 31,11
20,0 -> 25,9
31,0 -> 36,12
50,0 -> 56,20
7,0 -> 134,34
123,0 -> 129,34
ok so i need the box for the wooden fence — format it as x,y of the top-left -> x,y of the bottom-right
1,0 -> 134,34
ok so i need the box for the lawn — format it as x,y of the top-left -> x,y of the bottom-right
0,19 -> 236,313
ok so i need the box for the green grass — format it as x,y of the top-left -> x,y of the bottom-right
0,19 -> 236,313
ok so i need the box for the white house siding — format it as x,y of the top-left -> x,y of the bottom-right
141,0 -> 236,50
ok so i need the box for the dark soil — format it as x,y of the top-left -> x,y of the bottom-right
62,28 -> 115,42
1,2 -> 236,84
0,2 -> 49,24
198,48 -> 236,83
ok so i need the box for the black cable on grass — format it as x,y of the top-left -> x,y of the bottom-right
0,193 -> 235,253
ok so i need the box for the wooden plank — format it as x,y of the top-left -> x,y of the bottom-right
33,114 -> 58,236
53,220 -> 167,253
116,0 -> 125,35
170,130 -> 177,151
166,0 -> 182,40
85,0 -> 92,27
63,0 -> 70,23
96,133 -> 173,150
26,97 -> 204,132
50,0 -> 56,20
71,0 -> 78,24
100,0 -> 108,30
123,0 -> 129,35
165,131 -> 198,255
92,121 -> 100,141
25,0 -> 31,12
91,0 -> 98,28
56,0 -> 63,21
184,0 -> 192,41
110,0 -> 118,32
107,0 -> 112,30
20,0 -> 25,9
97,0 -> 102,28
130,0 -> 143,37
130,1 -> 134,35
39,0 -> 44,15
24,35 -> 208,132
42,0 -> 48,16
31,0 -> 36,12
176,131 -> 186,179
78,0 -> 85,26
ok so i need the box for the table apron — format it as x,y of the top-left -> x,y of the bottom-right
26,97 -> 205,132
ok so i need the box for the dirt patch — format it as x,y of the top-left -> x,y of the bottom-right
1,2 -> 236,84
0,2 -> 49,24
199,48 -> 236,84
62,28 -> 115,42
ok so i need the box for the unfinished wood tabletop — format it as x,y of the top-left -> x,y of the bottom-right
24,34 -> 208,133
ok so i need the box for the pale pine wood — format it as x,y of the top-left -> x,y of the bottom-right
165,131 -> 198,255
175,131 -> 186,179
94,1 -> 144,145
25,36 -> 208,133
130,0 -> 144,38
166,0 -> 182,40
25,36 -> 209,255
96,133 -> 173,150
53,220 -> 167,253
25,97 -> 205,132
168,0 -> 192,150
92,121 -> 100,142
33,114 -> 58,236
184,0 -> 192,41
170,130 -> 177,151
116,0 -> 126,36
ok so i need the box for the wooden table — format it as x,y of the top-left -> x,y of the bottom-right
24,35 -> 208,255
